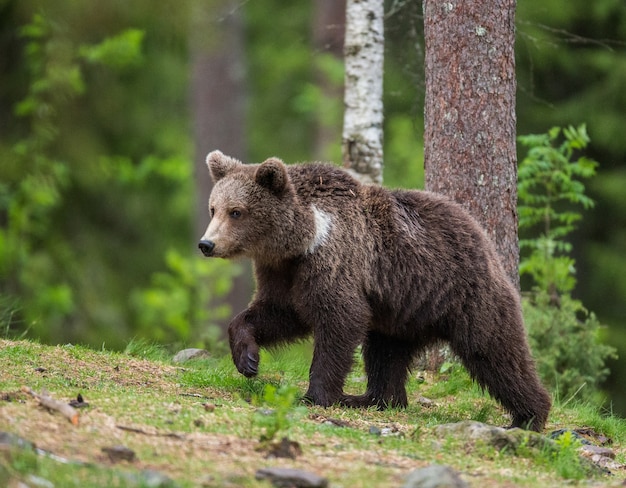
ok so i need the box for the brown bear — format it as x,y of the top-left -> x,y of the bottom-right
198,150 -> 551,432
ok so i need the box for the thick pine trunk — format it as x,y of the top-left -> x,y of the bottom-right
342,0 -> 384,184
423,0 -> 519,286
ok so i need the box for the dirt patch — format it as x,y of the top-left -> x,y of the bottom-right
0,394 -> 424,486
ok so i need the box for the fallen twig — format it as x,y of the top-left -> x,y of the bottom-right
21,386 -> 79,426
116,424 -> 185,439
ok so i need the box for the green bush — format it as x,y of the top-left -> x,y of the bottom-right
130,250 -> 240,351
518,125 -> 616,402
523,290 -> 616,403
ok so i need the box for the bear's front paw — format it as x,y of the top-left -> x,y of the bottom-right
233,342 -> 260,378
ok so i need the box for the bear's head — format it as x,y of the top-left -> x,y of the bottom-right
198,151 -> 315,263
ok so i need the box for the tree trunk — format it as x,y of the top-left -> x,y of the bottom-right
423,0 -> 519,286
190,0 -> 251,328
312,0 -> 346,161
342,0 -> 384,184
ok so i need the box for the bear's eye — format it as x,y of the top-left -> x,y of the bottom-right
210,207 -> 215,217
230,209 -> 242,219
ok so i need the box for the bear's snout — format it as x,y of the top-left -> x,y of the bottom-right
198,240 -> 215,257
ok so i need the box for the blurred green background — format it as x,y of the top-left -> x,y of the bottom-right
1,1 -> 625,412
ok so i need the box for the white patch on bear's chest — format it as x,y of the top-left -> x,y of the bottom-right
307,206 -> 333,254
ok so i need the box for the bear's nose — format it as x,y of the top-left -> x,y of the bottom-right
198,240 -> 215,256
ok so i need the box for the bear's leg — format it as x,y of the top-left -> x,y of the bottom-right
305,335 -> 362,408
302,303 -> 370,407
228,302 -> 310,378
342,331 -> 416,409
450,313 -> 551,432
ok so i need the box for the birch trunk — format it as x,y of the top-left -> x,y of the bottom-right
342,0 -> 384,184
423,0 -> 519,286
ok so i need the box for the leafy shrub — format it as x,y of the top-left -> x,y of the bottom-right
130,250 -> 240,351
523,291 -> 615,402
253,383 -> 305,443
0,15 -> 151,344
518,125 -> 616,402
539,430 -> 588,480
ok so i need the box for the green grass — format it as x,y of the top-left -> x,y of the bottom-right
0,338 -> 624,487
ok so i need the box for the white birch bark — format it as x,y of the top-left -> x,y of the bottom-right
342,0 -> 384,184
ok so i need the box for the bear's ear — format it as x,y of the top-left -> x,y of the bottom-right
206,150 -> 242,182
255,157 -> 289,195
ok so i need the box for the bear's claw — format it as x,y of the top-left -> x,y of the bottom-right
235,348 -> 259,377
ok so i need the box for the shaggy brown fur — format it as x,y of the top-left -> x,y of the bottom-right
198,151 -> 551,431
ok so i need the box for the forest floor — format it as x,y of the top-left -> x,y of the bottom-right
0,338 -> 625,487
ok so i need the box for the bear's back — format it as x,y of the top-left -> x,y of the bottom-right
287,163 -> 361,203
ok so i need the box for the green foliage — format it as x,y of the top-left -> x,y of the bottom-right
539,431 -> 588,480
0,296 -> 22,339
0,7 -> 221,349
79,29 -> 145,69
130,251 -> 239,349
246,0 -> 315,163
292,53 -> 344,162
518,124 -> 597,294
426,363 -> 474,398
515,5 -> 626,413
524,291 -> 616,402
0,14 -> 95,341
383,115 -> 425,189
518,125 -> 616,402
253,383 -> 306,443
123,337 -> 170,362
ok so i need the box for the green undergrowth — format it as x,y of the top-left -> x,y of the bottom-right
0,339 -> 624,487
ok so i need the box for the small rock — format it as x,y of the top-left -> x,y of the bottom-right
172,348 -> 210,363
323,417 -> 350,428
417,396 -> 434,406
26,475 -> 54,488
580,444 -> 615,459
589,456 -> 624,472
122,469 -> 178,487
579,445 -> 624,473
255,467 -> 328,488
434,421 -> 551,453
138,469 -> 178,487
380,426 -> 402,437
369,426 -> 382,436
102,445 -> 137,463
549,429 -> 592,445
309,413 -> 351,428
0,431 -> 35,451
403,465 -> 468,488
264,437 -> 302,459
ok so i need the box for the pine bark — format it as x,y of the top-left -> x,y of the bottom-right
423,0 -> 519,286
342,0 -> 384,184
